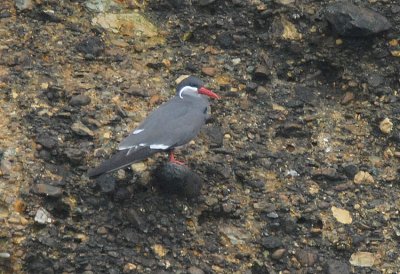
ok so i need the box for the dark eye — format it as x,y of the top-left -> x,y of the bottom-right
203,107 -> 208,114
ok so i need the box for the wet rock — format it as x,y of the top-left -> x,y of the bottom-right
76,36 -> 105,57
36,134 -> 58,150
325,2 -> 392,37
95,174 -> 116,194
261,235 -> 283,250
153,163 -> 203,198
69,94 -> 91,107
64,148 -> 84,165
216,32 -> 234,49
295,249 -> 318,266
32,183 -> 63,198
325,259 -> 350,274
71,121 -> 94,137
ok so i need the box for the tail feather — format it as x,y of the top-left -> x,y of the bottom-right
87,147 -> 157,178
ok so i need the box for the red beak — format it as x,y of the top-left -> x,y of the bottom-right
198,87 -> 220,99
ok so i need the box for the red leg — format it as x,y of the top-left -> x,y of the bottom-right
169,150 -> 185,165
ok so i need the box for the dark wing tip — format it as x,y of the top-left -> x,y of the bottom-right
87,147 -> 159,179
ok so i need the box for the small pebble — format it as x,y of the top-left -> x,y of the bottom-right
70,94 -> 91,107
341,92 -> 354,105
32,183 -> 63,198
261,236 -> 283,250
271,248 -> 286,260
34,207 -> 53,224
379,118 -> 393,134
0,252 -> 10,259
201,67 -> 217,77
71,121 -> 94,137
295,249 -> 318,266
231,58 -> 241,65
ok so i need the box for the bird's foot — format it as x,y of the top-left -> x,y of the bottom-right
169,151 -> 186,166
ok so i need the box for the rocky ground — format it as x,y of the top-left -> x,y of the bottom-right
1,0 -> 400,273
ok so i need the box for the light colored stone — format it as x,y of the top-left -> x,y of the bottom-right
379,118 -> 393,134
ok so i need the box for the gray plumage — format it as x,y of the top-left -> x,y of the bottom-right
87,76 -> 218,178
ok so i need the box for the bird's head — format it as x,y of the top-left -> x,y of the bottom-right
176,76 -> 220,99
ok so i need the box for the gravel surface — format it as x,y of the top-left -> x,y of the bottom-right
0,0 -> 399,273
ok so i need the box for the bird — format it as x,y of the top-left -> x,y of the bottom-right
87,76 -> 219,178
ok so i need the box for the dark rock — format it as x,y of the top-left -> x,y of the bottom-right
245,180 -> 265,190
166,0 -> 185,8
261,235 -> 283,250
35,9 -> 62,23
125,208 -> 147,232
216,32 -> 234,49
76,36 -> 105,57
113,187 -> 131,202
311,167 -> 346,181
275,122 -> 309,138
282,217 -> 297,233
127,86 -> 158,97
295,249 -> 318,266
64,148 -> 84,165
202,126 -> 224,148
96,174 -> 116,194
342,164 -> 358,179
253,65 -> 269,81
153,163 -> 203,198
69,94 -> 91,107
38,149 -> 52,161
246,82 -> 258,93
325,259 -> 350,274
197,0 -> 216,6
295,86 -> 318,105
32,183 -> 63,198
71,121 -> 94,137
36,134 -> 58,149
325,2 -> 392,37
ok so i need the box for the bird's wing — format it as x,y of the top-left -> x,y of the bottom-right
118,97 -> 208,151
87,146 -> 156,178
